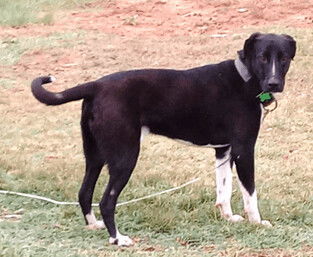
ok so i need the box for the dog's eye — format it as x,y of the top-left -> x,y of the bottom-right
259,56 -> 267,63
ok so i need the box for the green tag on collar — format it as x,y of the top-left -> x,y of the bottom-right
258,92 -> 273,103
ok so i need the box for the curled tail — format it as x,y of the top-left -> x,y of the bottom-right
31,75 -> 96,105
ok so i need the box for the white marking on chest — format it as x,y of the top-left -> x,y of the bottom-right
260,104 -> 265,124
140,126 -> 150,141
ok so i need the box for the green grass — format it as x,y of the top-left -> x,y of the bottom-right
0,0 -> 95,26
0,32 -> 85,65
0,180 -> 312,256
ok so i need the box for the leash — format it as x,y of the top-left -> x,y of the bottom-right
0,178 -> 200,207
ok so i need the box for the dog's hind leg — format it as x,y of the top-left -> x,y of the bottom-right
79,133 -> 106,229
215,147 -> 244,223
79,159 -> 105,230
100,143 -> 140,247
79,102 -> 106,229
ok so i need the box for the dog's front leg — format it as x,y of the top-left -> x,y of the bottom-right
215,147 -> 244,223
232,144 -> 272,227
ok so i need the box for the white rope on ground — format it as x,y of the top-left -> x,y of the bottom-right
0,177 -> 200,207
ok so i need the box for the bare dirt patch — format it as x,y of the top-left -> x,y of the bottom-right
57,0 -> 313,37
1,0 -> 312,85
1,0 -> 313,39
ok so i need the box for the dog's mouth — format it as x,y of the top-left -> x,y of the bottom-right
261,78 -> 285,93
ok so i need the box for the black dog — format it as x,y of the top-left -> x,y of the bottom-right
31,33 -> 296,246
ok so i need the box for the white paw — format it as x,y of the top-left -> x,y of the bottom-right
261,220 -> 273,227
85,211 -> 105,230
95,220 -> 105,228
228,214 -> 245,223
86,220 -> 105,230
109,234 -> 133,247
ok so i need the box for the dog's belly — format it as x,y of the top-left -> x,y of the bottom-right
141,121 -> 230,147
175,139 -> 230,148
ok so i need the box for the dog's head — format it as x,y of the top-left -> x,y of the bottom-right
238,33 -> 296,93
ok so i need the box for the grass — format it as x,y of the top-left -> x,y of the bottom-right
0,78 -> 15,89
0,32 -> 86,66
1,183 -> 312,256
0,2 -> 313,255
0,0 -> 96,26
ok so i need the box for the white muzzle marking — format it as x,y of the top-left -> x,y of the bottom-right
271,61 -> 276,77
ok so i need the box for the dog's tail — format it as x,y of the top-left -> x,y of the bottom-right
31,75 -> 96,106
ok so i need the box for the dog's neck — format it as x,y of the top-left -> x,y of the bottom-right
234,58 -> 251,82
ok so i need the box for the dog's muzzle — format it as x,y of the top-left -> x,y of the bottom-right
262,77 -> 284,93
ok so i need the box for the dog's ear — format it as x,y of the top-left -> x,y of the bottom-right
238,32 -> 262,60
282,34 -> 296,60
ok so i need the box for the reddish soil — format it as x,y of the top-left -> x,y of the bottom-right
0,0 -> 312,92
1,0 -> 313,38
66,0 -> 313,37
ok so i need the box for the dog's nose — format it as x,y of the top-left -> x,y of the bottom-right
268,77 -> 281,91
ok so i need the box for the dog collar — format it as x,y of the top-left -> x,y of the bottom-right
234,58 -> 251,82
